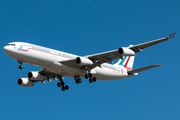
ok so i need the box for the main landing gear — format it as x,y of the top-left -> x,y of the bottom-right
74,75 -> 82,84
57,76 -> 69,91
85,73 -> 97,83
89,77 -> 97,83
17,59 -> 24,69
74,73 -> 97,84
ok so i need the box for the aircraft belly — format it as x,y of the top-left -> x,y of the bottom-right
48,61 -> 87,77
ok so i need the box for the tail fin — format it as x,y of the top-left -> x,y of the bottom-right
115,56 -> 135,70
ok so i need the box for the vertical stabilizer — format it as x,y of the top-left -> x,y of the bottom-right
115,56 -> 135,70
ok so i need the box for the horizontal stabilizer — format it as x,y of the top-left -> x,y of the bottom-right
128,64 -> 162,74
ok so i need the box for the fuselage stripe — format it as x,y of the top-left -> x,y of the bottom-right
101,65 -> 121,72
17,48 -> 72,59
17,46 -> 124,72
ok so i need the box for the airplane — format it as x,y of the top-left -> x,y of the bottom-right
3,32 -> 176,91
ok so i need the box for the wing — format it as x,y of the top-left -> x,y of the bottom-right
39,68 -> 59,81
130,32 -> 176,53
60,32 -> 176,69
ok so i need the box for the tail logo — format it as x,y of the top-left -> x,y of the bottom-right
119,56 -> 133,70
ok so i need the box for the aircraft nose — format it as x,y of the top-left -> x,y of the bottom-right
3,46 -> 8,52
3,45 -> 16,58
3,46 -> 11,54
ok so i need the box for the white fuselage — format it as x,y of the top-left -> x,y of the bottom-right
4,42 -> 131,80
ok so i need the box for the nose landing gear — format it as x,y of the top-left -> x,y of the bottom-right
17,59 -> 24,69
19,64 -> 24,69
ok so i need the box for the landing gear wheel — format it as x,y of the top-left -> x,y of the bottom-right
85,74 -> 88,79
93,77 -> 97,82
61,87 -> 65,91
65,85 -> 69,90
61,81 -> 65,86
89,79 -> 93,83
18,65 -> 24,69
78,78 -> 82,83
75,76 -> 82,84
17,60 -> 23,64
88,73 -> 92,78
57,82 -> 61,87
75,80 -> 79,84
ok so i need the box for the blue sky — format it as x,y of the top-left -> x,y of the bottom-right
0,0 -> 179,120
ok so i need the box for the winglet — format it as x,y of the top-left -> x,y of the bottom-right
169,32 -> 176,38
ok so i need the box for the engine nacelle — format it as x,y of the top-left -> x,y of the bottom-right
76,57 -> 93,66
118,47 -> 135,56
28,71 -> 45,81
18,78 -> 34,87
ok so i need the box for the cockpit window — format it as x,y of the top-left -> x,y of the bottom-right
7,44 -> 16,46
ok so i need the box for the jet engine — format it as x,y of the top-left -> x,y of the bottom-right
76,57 -> 93,66
28,71 -> 45,81
118,47 -> 135,56
18,78 -> 34,87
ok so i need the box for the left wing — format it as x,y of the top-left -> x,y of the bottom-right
39,68 -> 59,82
61,32 -> 175,69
